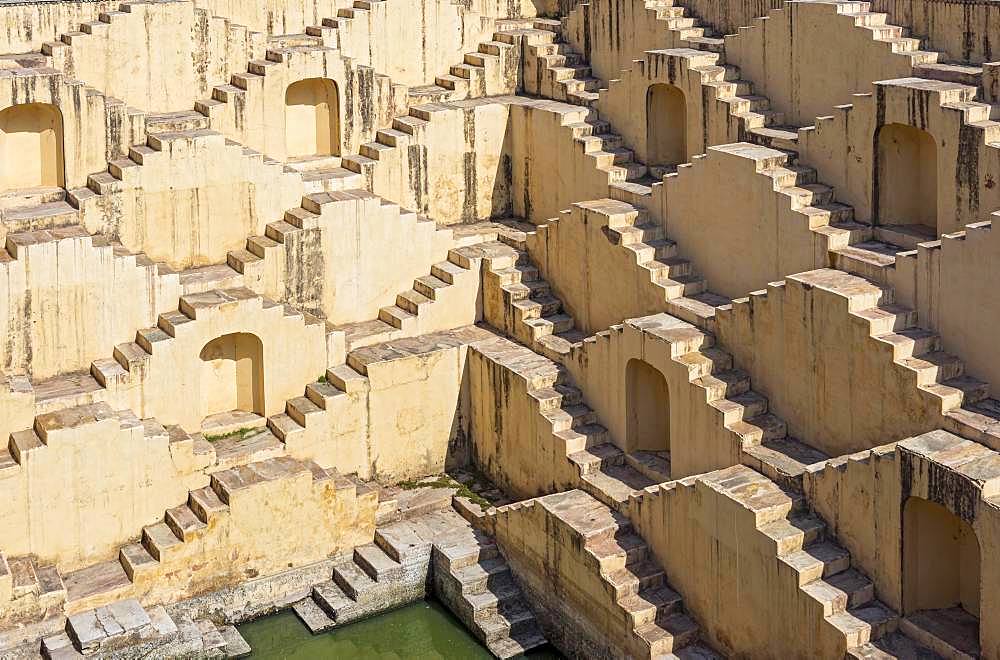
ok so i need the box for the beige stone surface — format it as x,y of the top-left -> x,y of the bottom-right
0,403 -> 209,570
798,77 -> 1000,235
893,216 -> 1000,396
0,0 -> 997,656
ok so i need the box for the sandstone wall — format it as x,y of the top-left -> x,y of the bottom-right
347,330 -> 481,481
724,1 -> 921,126
625,465 -> 849,658
101,457 -> 376,614
508,98 -> 621,224
0,71 -> 111,192
191,0 -> 347,36
362,100 -> 514,225
91,289 -> 332,431
526,200 -> 673,335
0,327 -> 484,594
256,191 -> 455,323
713,269 -> 977,457
0,2 -> 117,54
892,218 -> 1000,392
201,46 -> 407,161
872,0 -> 1000,64
593,48 -> 739,167
802,431 -> 1000,657
334,0 -> 494,88
797,78 -> 1000,233
0,228 -> 180,380
468,338 -> 580,497
0,404 -> 210,571
76,131 -> 303,270
562,0 -> 687,83
659,144 -> 823,299
483,495 -> 639,658
45,1 -> 265,112
559,316 -> 745,477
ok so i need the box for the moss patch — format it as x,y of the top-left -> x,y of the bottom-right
204,426 -> 260,442
398,475 -> 492,510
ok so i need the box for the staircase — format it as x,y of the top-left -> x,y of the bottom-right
433,527 -> 548,657
293,503 -> 548,658
521,489 -> 716,657
28,287 -> 328,416
706,464 -> 939,657
329,240 -> 481,352
0,455 -> 375,621
469,231 -> 829,493
479,237 -> 587,360
293,538 -> 421,632
803,269 -> 1000,448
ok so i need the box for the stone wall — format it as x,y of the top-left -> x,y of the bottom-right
45,0 -> 264,112
467,337 -> 580,497
723,1 -> 923,126
802,431 -> 1000,657
0,228 -> 180,380
526,200 -> 675,335
714,269 -> 981,457
892,218 -> 1000,393
797,78 -> 1000,233
0,403 -> 209,570
872,0 -> 1000,64
201,46 -> 407,161
624,465 -> 849,658
334,0 -> 495,88
75,131 -> 302,270
482,495 -> 635,658
362,100 -> 515,225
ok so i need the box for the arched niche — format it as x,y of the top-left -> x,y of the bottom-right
875,122 -> 938,235
626,358 -> 671,457
903,496 -> 980,619
284,78 -> 341,159
0,103 -> 65,191
646,83 -> 687,173
199,332 -> 265,422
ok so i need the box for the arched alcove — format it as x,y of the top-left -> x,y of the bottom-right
199,332 -> 265,421
284,78 -> 341,159
646,83 -> 687,171
876,122 -> 937,234
903,496 -> 980,618
626,358 -> 670,455
0,103 -> 65,191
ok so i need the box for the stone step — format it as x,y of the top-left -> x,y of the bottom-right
477,599 -> 538,644
332,559 -> 378,601
636,612 -> 700,655
353,543 -> 404,582
292,596 -> 336,634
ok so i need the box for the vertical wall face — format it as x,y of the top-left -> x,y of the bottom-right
646,84 -> 687,169
903,496 -> 981,617
871,0 -> 999,64
199,332 -> 265,419
626,358 -> 671,454
876,122 -> 937,232
285,78 -> 341,158
0,104 -> 64,190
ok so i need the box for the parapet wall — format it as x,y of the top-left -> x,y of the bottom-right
45,0 -> 265,112
892,218 -> 1000,391
872,0 -> 999,64
801,431 -> 1000,657
0,404 -> 209,570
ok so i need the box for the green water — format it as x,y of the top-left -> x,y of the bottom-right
238,600 -> 563,659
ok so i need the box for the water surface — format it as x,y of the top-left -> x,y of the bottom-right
239,600 -> 563,659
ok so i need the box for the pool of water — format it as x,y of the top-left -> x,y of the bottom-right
238,600 -> 564,659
